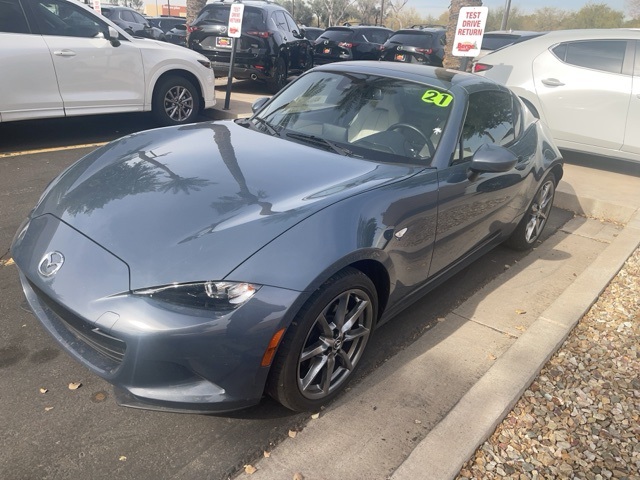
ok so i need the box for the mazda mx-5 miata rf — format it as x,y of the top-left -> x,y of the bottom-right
11,62 -> 563,413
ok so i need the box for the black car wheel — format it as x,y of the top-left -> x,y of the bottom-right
505,172 -> 556,251
268,57 -> 288,93
152,76 -> 200,126
267,267 -> 377,411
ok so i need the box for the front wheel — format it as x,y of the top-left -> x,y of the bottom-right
267,268 -> 377,411
152,76 -> 200,126
504,172 -> 557,251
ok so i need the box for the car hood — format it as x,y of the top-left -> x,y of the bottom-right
33,121 -> 418,290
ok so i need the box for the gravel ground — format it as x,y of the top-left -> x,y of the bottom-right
457,246 -> 640,480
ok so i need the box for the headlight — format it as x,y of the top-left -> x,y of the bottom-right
197,59 -> 212,69
133,281 -> 260,310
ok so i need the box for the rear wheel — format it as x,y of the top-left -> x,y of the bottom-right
267,268 -> 377,411
152,76 -> 200,126
505,172 -> 557,251
268,57 -> 288,94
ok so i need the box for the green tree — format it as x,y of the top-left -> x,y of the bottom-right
566,3 -> 624,28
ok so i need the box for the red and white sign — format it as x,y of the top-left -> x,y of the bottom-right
227,3 -> 244,39
452,6 -> 488,57
92,0 -> 101,14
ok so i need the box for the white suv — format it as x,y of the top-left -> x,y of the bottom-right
0,0 -> 216,126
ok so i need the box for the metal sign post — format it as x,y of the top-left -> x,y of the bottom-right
224,1 -> 245,111
452,6 -> 488,72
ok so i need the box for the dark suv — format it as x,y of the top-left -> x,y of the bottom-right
100,5 -> 163,40
313,26 -> 393,65
188,0 -> 312,92
380,27 -> 446,66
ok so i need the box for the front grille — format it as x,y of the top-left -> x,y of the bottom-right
28,280 -> 126,369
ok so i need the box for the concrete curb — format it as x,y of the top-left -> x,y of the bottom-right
390,210 -> 640,479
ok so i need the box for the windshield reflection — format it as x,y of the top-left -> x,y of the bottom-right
252,71 -> 453,165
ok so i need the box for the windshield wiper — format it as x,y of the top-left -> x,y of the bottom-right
286,132 -> 353,157
251,117 -> 281,137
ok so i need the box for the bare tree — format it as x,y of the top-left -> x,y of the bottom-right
444,0 -> 482,70
627,0 -> 640,18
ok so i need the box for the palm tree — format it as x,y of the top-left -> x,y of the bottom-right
186,0 -> 206,25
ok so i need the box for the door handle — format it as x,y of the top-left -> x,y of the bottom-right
541,78 -> 565,87
53,50 -> 77,57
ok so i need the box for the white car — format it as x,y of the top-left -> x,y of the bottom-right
474,29 -> 640,163
0,0 -> 216,126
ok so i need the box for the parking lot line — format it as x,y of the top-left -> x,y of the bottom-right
0,143 -> 107,158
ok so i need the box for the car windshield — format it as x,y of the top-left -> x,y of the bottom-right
387,32 -> 434,48
250,71 -> 453,165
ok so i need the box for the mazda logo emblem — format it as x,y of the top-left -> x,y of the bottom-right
324,40 -> 329,45
221,26 -> 227,33
38,251 -> 65,277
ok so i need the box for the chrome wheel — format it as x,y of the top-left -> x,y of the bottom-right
267,267 -> 377,411
505,172 -> 557,251
297,288 -> 373,400
163,85 -> 195,122
524,179 -> 555,244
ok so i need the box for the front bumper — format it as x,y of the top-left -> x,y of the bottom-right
12,215 -> 301,413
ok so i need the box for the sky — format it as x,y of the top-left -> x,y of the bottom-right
410,0 -> 628,18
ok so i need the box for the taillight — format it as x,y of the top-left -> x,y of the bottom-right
187,25 -> 200,34
416,48 -> 433,55
247,30 -> 270,38
338,42 -> 354,48
473,63 -> 492,73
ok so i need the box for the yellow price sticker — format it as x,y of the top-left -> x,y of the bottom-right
421,90 -> 453,107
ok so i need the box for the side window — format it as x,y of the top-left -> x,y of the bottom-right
120,10 -> 135,22
32,0 -> 105,37
284,12 -> 298,33
273,11 -> 289,32
552,40 -> 626,74
453,90 -> 516,164
0,0 -> 30,33
132,11 -> 147,25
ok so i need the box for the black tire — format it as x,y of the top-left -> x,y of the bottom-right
267,267 -> 377,411
504,172 -> 557,251
152,76 -> 200,126
268,57 -> 288,94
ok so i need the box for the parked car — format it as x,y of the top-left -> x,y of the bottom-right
313,26 -> 393,64
188,0 -> 312,92
379,27 -> 446,66
474,29 -> 640,163
0,0 -> 216,125
303,26 -> 324,41
165,23 -> 187,47
146,15 -> 185,34
100,4 -> 164,40
475,30 -> 544,60
11,61 -> 563,414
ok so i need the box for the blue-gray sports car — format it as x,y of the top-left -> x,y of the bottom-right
11,62 -> 563,413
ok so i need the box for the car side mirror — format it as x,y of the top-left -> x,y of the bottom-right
469,143 -> 518,173
106,26 -> 121,47
251,97 -> 270,113
294,28 -> 305,39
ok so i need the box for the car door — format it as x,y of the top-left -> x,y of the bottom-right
0,0 -> 64,122
429,90 -> 531,277
27,0 -> 145,116
622,40 -> 640,156
532,39 -> 633,150
283,10 -> 310,72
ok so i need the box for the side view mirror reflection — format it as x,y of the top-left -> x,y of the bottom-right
106,26 -> 121,47
251,97 -> 270,113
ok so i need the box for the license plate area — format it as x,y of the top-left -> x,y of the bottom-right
216,37 -> 232,48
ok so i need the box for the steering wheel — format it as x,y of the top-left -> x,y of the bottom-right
387,123 -> 436,158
